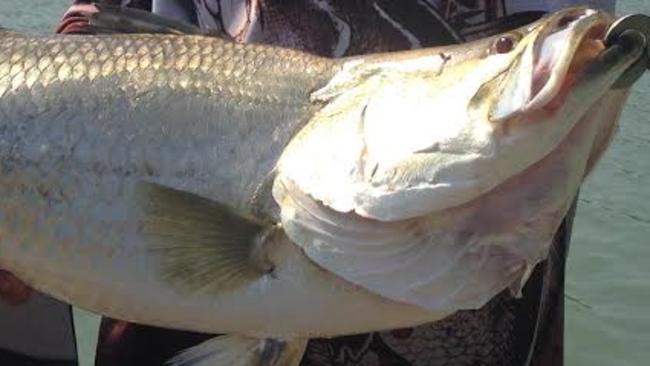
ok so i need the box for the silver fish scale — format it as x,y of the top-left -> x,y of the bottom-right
0,33 -> 337,295
0,33 -> 334,104
0,32 -> 336,200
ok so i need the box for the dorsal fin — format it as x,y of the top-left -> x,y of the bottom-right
88,4 -> 226,38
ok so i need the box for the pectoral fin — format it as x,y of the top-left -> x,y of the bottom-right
89,4 -> 211,36
137,182 -> 276,294
167,336 -> 308,366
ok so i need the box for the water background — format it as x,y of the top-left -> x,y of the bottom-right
1,0 -> 648,365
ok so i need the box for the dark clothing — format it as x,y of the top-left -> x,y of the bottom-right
95,320 -> 211,366
0,349 -> 77,366
0,293 -> 78,366
73,0 -> 152,10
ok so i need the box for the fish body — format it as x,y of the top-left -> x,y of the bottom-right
0,6 -> 645,365
0,32 -> 444,338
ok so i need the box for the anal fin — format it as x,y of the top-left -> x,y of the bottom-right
167,336 -> 308,366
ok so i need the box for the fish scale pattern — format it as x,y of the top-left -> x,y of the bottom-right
0,32 -> 336,308
0,32 -> 336,215
0,32 -> 334,107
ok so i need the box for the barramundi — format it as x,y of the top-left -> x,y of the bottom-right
0,6 -> 645,366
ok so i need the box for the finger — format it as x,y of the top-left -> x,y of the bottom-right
0,270 -> 32,305
56,3 -> 99,34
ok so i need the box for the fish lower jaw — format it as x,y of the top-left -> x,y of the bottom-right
529,23 -> 608,112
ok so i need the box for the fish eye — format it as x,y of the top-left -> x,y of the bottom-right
491,33 -> 521,54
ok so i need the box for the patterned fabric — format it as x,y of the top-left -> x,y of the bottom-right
178,0 -> 616,47
432,0 -> 615,38
188,0 -> 503,45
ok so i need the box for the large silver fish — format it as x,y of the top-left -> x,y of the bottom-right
0,7 -> 645,366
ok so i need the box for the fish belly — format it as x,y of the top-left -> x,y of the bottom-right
0,176 -> 444,337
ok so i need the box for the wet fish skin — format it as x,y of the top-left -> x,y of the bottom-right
0,7 -> 646,366
0,32 -> 334,210
0,32 -> 447,339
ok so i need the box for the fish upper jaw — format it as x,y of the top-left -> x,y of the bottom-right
490,7 -> 613,120
528,8 -> 611,112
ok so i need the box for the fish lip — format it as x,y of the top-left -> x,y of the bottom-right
525,8 -> 613,111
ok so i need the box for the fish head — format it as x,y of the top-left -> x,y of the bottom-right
277,7 -> 644,221
472,7 -> 614,119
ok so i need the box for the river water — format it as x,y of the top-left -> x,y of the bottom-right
1,1 -> 648,365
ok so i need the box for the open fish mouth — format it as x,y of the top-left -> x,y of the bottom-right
527,8 -> 611,111
488,8 -> 614,120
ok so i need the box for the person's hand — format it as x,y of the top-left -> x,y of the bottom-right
56,3 -> 99,34
0,270 -> 32,305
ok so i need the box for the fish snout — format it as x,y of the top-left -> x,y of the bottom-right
528,8 -> 611,112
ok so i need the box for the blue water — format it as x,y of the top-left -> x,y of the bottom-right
1,1 -> 648,365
